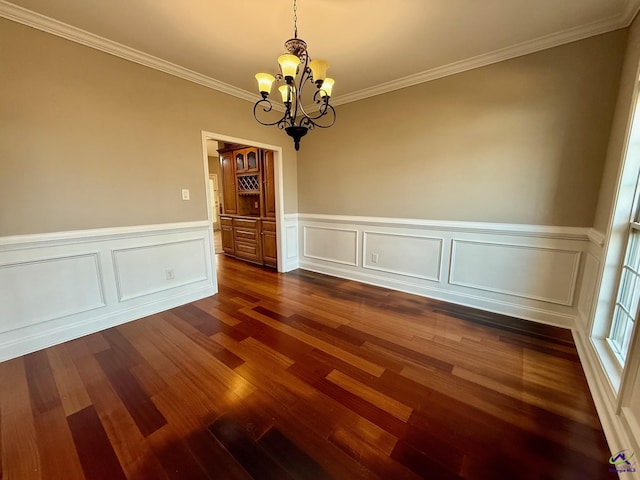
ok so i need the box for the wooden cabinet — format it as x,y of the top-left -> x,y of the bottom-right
233,218 -> 262,264
220,151 -> 237,215
219,216 -> 277,268
261,220 -> 277,268
220,216 -> 234,255
262,150 -> 276,219
217,144 -> 277,268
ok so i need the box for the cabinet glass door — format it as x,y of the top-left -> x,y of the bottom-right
247,150 -> 257,170
236,153 -> 245,171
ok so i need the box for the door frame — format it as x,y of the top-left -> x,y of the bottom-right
200,131 -> 286,272
208,173 -> 220,228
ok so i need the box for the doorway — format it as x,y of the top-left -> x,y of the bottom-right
201,131 -> 285,272
209,173 -> 223,254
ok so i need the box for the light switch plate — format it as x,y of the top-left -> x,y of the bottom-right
182,189 -> 190,200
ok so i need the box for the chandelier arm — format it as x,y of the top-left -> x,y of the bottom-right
299,98 -> 330,122
288,53 -> 310,126
300,104 -> 336,129
253,99 -> 289,127
295,65 -> 320,121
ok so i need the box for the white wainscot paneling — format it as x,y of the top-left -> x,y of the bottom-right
286,225 -> 298,260
0,221 -> 216,362
578,253 -> 600,328
296,214 -> 594,327
0,254 -> 104,333
450,240 -> 580,306
363,231 -> 442,281
303,226 -> 358,266
113,239 -> 208,301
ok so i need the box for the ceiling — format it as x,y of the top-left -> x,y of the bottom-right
2,0 -> 639,106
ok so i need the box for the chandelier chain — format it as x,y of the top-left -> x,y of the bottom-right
293,0 -> 298,38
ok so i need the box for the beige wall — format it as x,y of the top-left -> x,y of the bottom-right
593,18 -> 640,233
298,31 -> 627,227
0,18 -> 298,237
1,17 -> 629,235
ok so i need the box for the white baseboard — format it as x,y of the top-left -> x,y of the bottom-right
0,221 -> 217,361
572,320 -> 640,480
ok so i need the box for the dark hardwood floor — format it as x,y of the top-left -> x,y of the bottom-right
0,255 -> 616,479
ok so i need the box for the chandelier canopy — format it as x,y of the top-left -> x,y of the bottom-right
253,0 -> 336,151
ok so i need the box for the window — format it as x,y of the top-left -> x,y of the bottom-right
609,221 -> 640,365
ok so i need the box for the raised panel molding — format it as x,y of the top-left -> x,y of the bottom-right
449,240 -> 581,306
286,225 -> 298,259
303,226 -> 359,266
578,253 -> 601,328
0,221 -> 216,361
362,231 -> 443,282
0,253 -> 105,333
112,238 -> 208,301
282,214 -> 300,272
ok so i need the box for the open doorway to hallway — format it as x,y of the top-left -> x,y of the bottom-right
206,139 -> 224,255
201,130 -> 286,273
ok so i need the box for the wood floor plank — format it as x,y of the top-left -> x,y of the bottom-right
46,346 -> 92,416
259,427 -> 333,480
326,369 -> 413,422
209,414 -> 294,480
0,358 -> 41,480
94,348 -> 168,437
0,255 -> 612,479
329,427 -> 421,480
162,310 -> 246,369
24,350 -> 61,415
243,306 -> 387,377
66,339 -> 168,478
391,439 -> 463,479
33,404 -> 85,480
67,405 -> 127,480
146,423 -> 212,480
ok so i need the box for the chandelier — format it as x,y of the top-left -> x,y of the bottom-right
253,0 -> 336,151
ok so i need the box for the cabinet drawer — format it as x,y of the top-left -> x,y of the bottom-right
235,228 -> 258,242
220,217 -> 233,227
235,241 -> 259,255
262,221 -> 276,233
234,218 -> 259,230
235,241 -> 261,263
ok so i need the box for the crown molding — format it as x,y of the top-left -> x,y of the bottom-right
2,0 -> 639,109
622,0 -> 640,26
0,0 -> 259,104
330,4 -> 640,107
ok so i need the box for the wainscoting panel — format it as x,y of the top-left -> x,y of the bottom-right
449,240 -> 580,306
283,214 -> 299,272
0,253 -> 105,333
577,252 -> 601,330
113,238 -> 208,301
0,221 -> 216,361
363,231 -> 442,281
297,214 -> 593,327
303,226 -> 359,266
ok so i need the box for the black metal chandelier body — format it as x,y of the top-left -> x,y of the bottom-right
253,0 -> 336,151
